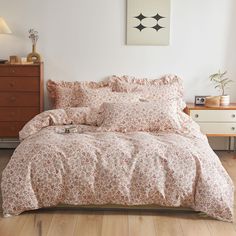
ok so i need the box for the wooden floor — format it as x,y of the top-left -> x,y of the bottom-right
0,149 -> 236,236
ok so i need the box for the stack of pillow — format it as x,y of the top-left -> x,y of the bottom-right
47,75 -> 186,132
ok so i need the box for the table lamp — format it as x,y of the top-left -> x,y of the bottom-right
0,17 -> 12,63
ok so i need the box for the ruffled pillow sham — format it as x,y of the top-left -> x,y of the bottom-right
47,80 -> 142,109
110,74 -> 186,109
74,83 -> 143,108
47,80 -> 109,108
47,74 -> 186,110
97,101 -> 182,132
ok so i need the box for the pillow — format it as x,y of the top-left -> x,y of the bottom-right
47,80 -> 110,108
47,79 -> 143,109
65,107 -> 100,126
74,83 -> 143,108
110,75 -> 186,109
97,102 -> 182,132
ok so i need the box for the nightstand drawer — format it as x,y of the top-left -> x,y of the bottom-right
199,123 -> 236,135
0,65 -> 40,77
190,110 -> 236,122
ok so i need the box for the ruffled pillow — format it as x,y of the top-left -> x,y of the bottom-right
65,107 -> 101,126
97,102 -> 182,132
47,80 -> 110,108
110,75 -> 186,109
47,80 -> 143,109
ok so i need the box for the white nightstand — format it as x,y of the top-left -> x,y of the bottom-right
186,103 -> 236,151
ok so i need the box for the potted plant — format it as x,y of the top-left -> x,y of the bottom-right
209,70 -> 233,106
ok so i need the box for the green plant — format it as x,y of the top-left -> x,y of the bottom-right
209,70 -> 233,96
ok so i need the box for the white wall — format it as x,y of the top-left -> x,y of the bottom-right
1,0 -> 236,149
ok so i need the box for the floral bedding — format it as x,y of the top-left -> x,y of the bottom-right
1,108 -> 234,222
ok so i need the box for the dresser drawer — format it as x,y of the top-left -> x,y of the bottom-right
190,110 -> 236,122
0,107 -> 39,121
0,92 -> 39,107
0,77 -> 39,92
0,122 -> 26,137
199,123 -> 236,135
0,65 -> 40,77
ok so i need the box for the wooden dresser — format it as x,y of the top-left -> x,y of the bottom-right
0,63 -> 44,139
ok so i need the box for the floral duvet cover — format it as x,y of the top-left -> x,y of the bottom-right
1,108 -> 234,222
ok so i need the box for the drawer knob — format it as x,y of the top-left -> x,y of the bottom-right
10,96 -> 16,102
195,114 -> 199,118
11,69 -> 15,73
232,114 -> 236,118
232,127 -> 235,131
9,82 -> 14,87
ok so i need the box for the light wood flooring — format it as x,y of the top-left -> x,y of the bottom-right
0,149 -> 236,236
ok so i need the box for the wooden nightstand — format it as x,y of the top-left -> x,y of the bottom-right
186,103 -> 236,150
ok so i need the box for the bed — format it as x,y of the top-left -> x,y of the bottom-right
1,75 -> 234,222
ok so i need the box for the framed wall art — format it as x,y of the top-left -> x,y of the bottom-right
127,0 -> 171,45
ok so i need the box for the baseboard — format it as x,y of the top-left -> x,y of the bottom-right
0,139 -> 19,149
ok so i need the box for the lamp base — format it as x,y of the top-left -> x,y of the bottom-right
0,59 -> 8,64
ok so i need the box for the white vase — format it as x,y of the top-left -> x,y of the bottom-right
220,95 -> 230,106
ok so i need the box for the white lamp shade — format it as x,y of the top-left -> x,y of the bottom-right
0,17 -> 12,34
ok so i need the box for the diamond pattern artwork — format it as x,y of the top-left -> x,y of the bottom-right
133,13 -> 165,32
127,0 -> 170,45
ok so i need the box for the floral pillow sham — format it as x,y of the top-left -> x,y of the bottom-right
74,84 -> 143,108
97,101 -> 182,132
47,79 -> 142,109
110,74 -> 186,109
47,80 -> 109,108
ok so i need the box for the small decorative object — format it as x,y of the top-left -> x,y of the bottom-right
0,59 -> 8,64
195,96 -> 208,106
21,57 -> 27,64
209,70 -> 233,106
20,57 -> 33,64
205,96 -> 221,108
27,29 -> 41,63
56,125 -> 77,134
9,55 -> 20,64
127,0 -> 170,45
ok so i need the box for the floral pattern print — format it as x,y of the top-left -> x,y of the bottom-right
1,108 -> 234,222
74,85 -> 142,108
47,74 -> 186,109
47,80 -> 109,108
47,79 -> 142,109
110,75 -> 186,109
19,107 -> 101,140
97,102 -> 182,132
19,109 -> 72,140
